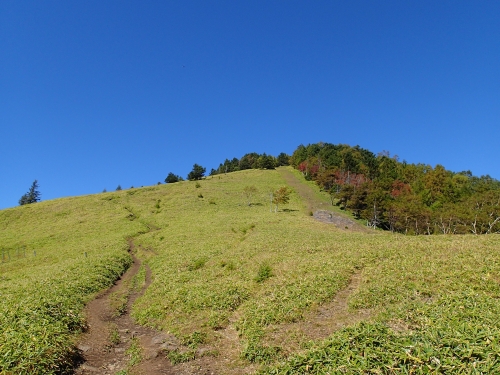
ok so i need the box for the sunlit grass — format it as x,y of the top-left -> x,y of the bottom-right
1,167 -> 499,373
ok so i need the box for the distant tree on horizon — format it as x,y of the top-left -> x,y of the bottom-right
276,152 -> 291,166
116,185 -> 122,191
187,164 -> 206,181
256,153 -> 276,170
19,180 -> 41,205
165,172 -> 183,183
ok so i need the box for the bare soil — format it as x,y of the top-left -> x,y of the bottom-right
74,242 -> 176,375
277,167 -> 369,232
263,271 -> 372,356
73,169 -> 372,374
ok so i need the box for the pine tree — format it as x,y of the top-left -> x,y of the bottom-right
187,164 -> 206,181
165,172 -> 180,183
19,180 -> 41,205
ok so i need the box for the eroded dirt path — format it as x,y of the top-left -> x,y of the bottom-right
74,171 -> 372,374
277,167 -> 369,232
263,271 -> 371,356
75,241 -> 176,375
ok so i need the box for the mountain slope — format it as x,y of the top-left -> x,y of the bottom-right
1,167 -> 500,374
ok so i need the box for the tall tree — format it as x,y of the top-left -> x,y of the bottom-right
19,180 -> 41,205
187,164 -> 206,181
276,152 -> 290,166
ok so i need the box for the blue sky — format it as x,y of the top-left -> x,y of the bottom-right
1,1 -> 499,209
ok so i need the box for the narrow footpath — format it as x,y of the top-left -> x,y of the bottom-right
277,167 -> 369,231
75,241 -> 175,375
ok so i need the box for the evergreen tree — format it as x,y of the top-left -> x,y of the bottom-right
187,164 -> 206,181
276,152 -> 290,166
19,180 -> 41,205
165,172 -> 181,183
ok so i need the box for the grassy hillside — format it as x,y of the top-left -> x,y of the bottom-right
1,167 -> 500,374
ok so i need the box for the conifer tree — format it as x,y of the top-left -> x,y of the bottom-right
187,164 -> 206,181
19,180 -> 41,205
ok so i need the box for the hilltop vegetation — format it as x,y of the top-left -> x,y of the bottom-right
289,142 -> 500,235
179,144 -> 500,235
1,167 -> 500,374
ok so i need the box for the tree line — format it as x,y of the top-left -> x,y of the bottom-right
209,152 -> 290,175
290,142 -> 500,235
164,152 -> 291,184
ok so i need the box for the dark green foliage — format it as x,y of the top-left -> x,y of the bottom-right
243,341 -> 282,363
276,152 -> 290,166
188,257 -> 207,271
256,153 -> 276,170
239,152 -> 260,170
165,172 -> 183,183
187,164 -> 206,181
167,349 -> 196,364
19,180 -> 41,205
255,263 -> 273,283
183,331 -> 207,348
292,142 -> 500,235
210,152 -> 288,175
116,185 -> 122,191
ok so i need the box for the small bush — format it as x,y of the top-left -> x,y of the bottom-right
198,193 -> 204,198
220,260 -> 235,270
167,349 -> 196,364
109,323 -> 120,345
255,263 -> 273,283
242,341 -> 282,363
183,331 -> 207,348
188,257 -> 207,271
207,311 -> 229,330
126,337 -> 142,366
195,182 -> 201,188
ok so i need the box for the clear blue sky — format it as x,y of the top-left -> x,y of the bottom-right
2,1 -> 499,209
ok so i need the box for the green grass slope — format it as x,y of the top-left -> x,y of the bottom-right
1,167 -> 500,374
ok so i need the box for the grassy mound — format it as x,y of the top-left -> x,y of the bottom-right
1,167 -> 499,373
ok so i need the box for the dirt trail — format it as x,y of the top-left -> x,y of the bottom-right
75,241 -> 176,375
277,167 -> 369,232
74,170 -> 371,374
264,271 -> 371,355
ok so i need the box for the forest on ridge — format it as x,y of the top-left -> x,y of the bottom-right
209,143 -> 500,235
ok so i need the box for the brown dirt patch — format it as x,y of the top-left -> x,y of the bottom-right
277,167 -> 369,232
74,241 -> 176,375
263,271 -> 372,356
